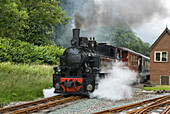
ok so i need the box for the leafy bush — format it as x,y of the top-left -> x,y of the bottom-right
0,37 -> 65,65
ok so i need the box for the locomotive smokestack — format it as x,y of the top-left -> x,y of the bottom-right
73,29 -> 80,46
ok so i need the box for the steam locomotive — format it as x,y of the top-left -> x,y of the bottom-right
53,29 -> 150,95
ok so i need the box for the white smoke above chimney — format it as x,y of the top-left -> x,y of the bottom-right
74,0 -> 168,30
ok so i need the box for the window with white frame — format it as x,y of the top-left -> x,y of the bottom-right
154,51 -> 168,62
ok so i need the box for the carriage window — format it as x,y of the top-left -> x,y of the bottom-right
110,48 -> 114,57
155,51 -> 168,62
136,57 -> 138,65
128,54 -> 131,65
131,54 -> 133,65
134,56 -> 136,65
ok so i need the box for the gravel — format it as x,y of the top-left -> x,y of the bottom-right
3,85 -> 169,114
3,101 -> 30,108
48,86 -> 169,114
3,97 -> 42,108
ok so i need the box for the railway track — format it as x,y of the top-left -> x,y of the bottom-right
162,106 -> 170,114
0,95 -> 82,114
92,95 -> 170,114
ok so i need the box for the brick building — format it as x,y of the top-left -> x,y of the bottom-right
149,27 -> 170,85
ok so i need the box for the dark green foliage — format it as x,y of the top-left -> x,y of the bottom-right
0,37 -> 64,65
0,0 -> 70,46
109,26 -> 150,57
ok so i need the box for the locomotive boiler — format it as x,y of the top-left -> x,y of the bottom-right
53,29 -> 150,95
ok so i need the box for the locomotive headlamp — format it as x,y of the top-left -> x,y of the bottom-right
87,84 -> 93,91
55,83 -> 60,89
71,39 -> 76,45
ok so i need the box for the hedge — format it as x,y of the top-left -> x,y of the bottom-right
0,37 -> 65,65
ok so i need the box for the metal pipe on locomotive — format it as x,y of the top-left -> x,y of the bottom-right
53,29 -> 99,95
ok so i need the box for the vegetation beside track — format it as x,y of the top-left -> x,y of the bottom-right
0,37 -> 64,65
141,85 -> 170,91
0,62 -> 54,106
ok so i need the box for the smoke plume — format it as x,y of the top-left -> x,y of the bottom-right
90,62 -> 137,100
74,0 -> 168,30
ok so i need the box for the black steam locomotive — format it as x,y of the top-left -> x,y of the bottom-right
53,29 -> 150,95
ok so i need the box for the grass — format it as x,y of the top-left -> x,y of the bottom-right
0,62 -> 54,106
141,85 -> 170,91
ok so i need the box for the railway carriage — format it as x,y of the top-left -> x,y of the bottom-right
53,29 -> 150,95
117,47 -> 150,82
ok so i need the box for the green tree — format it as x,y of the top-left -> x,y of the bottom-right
97,25 -> 150,57
0,0 -> 28,39
0,0 -> 70,45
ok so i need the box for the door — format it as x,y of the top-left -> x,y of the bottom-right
161,76 -> 169,85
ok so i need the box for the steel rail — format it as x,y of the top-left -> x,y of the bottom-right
162,106 -> 170,114
0,95 -> 64,113
10,96 -> 82,114
127,95 -> 170,114
92,95 -> 169,114
136,100 -> 170,114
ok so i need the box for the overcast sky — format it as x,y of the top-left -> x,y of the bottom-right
132,0 -> 170,44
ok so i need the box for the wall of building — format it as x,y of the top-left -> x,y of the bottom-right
150,32 -> 170,84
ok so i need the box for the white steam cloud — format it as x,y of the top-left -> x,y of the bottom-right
43,88 -> 59,98
74,0 -> 168,30
90,62 -> 137,100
